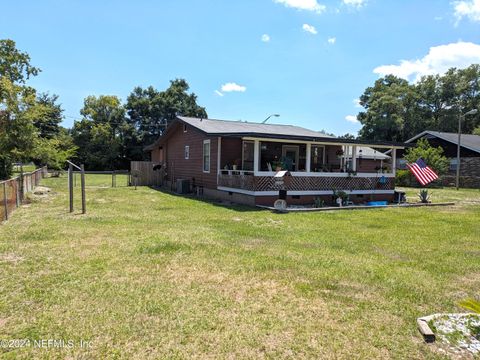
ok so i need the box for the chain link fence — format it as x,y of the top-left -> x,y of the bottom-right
0,167 -> 47,221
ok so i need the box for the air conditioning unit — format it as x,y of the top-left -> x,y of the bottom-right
176,179 -> 190,194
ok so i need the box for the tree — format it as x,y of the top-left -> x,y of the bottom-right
357,65 -> 480,142
338,133 -> 356,139
33,128 -> 77,170
126,79 -> 207,148
0,76 -> 38,172
403,138 -> 449,175
0,39 -> 40,83
357,75 -> 418,142
33,93 -> 63,138
473,127 -> 480,136
0,39 -> 75,179
72,95 -> 125,170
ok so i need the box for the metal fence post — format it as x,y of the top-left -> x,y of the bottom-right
69,163 -> 74,213
3,182 -> 8,221
15,178 -> 20,207
81,164 -> 86,214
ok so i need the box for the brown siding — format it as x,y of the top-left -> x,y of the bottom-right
356,159 -> 386,172
151,148 -> 162,163
324,145 -> 342,170
152,123 -> 219,189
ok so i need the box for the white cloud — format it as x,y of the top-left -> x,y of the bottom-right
373,41 -> 480,82
274,0 -> 326,13
453,0 -> 480,24
221,82 -> 247,92
345,115 -> 359,123
353,98 -> 362,108
261,34 -> 271,42
214,90 -> 224,97
434,16 -> 443,21
327,37 -> 336,44
343,0 -> 366,8
302,23 -> 318,34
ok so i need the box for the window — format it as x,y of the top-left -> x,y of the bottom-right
397,159 -> 407,170
203,140 -> 210,172
183,124 -> 187,132
242,141 -> 254,171
184,145 -> 190,160
449,158 -> 458,171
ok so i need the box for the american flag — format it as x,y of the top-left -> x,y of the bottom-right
406,158 -> 439,186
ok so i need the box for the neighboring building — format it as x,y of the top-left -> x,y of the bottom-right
144,116 -> 407,206
345,146 -> 390,173
397,130 -> 480,187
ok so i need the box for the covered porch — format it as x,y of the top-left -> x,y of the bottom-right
216,137 -> 400,195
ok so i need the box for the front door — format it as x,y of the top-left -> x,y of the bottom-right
282,145 -> 299,171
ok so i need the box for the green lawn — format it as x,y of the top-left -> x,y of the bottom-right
1,176 -> 479,359
12,164 -> 37,175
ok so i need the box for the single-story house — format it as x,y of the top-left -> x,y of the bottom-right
394,130 -> 480,187
144,116 -> 407,206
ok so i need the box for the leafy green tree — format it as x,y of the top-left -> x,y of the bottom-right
33,93 -> 63,138
72,95 -> 125,170
338,133 -> 356,139
126,79 -> 207,147
0,39 -> 75,179
403,138 -> 449,175
0,39 -> 40,83
357,75 -> 419,142
0,76 -> 38,172
357,65 -> 480,142
473,127 -> 480,136
33,128 -> 77,170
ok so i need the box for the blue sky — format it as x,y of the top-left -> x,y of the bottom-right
1,0 -> 480,135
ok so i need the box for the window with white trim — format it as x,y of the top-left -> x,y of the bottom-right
203,140 -> 211,172
184,145 -> 190,159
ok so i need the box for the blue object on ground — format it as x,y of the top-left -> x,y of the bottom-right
367,201 -> 388,206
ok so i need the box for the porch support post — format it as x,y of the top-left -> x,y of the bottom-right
253,139 -> 260,174
306,143 -> 311,172
352,145 -> 357,171
391,148 -> 397,176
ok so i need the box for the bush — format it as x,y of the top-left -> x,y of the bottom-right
404,138 -> 449,175
395,169 -> 414,187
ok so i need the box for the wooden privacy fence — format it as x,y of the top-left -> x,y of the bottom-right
130,161 -> 163,186
0,167 -> 47,221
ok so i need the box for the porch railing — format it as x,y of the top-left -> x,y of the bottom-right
217,173 -> 394,192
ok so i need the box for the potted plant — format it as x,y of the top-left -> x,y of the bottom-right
346,169 -> 357,178
333,190 -> 348,207
232,158 -> 241,171
272,161 -> 283,171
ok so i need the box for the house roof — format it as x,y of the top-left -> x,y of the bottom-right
144,116 -> 410,150
405,130 -> 480,154
349,146 -> 390,160
177,116 -> 330,139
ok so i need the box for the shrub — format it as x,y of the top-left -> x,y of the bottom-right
404,138 -> 449,175
418,189 -> 431,203
395,169 -> 414,186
